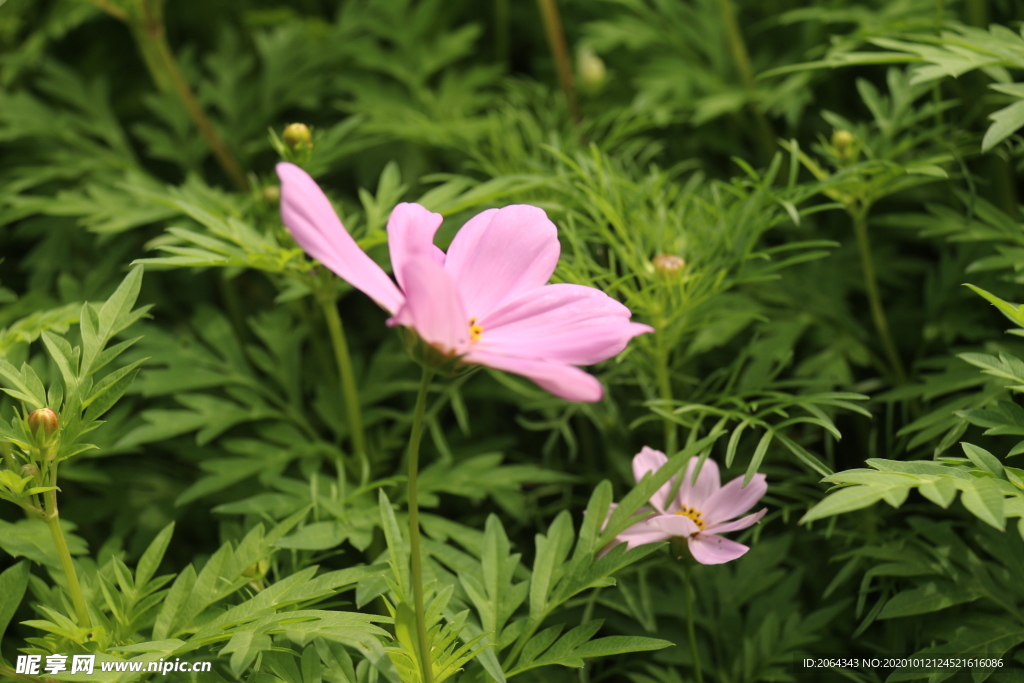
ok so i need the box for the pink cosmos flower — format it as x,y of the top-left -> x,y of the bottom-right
610,447 -> 767,564
277,162 -> 652,402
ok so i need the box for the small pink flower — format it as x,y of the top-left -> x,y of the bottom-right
611,447 -> 767,564
277,163 -> 652,402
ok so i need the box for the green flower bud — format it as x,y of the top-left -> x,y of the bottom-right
282,123 -> 313,150
262,185 -> 281,203
18,463 -> 40,481
577,46 -> 607,94
28,408 -> 59,439
652,254 -> 686,279
242,559 -> 269,578
831,130 -> 858,164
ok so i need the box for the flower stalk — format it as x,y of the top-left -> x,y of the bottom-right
25,415 -> 92,630
682,563 -> 703,683
655,325 -> 677,456
89,0 -> 249,191
851,207 -> 906,385
407,368 -> 436,683
44,486 -> 91,630
319,295 -> 368,476
536,0 -> 581,125
716,0 -> 774,160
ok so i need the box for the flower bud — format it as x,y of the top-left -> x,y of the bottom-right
282,123 -> 312,150
262,185 -> 281,203
577,47 -> 607,94
242,559 -> 269,578
831,130 -> 857,164
832,129 -> 853,152
28,408 -> 59,438
18,463 -> 40,480
652,254 -> 686,279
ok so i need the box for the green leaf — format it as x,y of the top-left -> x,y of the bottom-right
800,482 -> 909,524
879,582 -> 982,619
136,522 -> 175,589
81,265 -> 146,376
964,284 -> 1024,329
379,490 -> 409,595
774,433 -> 833,477
982,99 -> 1024,152
40,331 -> 79,389
960,478 -> 1006,530
0,359 -> 47,409
152,564 -> 197,640
573,480 -> 612,562
744,430 -> 773,486
0,519 -> 88,568
918,478 -> 958,508
961,442 -> 1005,479
574,635 -> 674,659
0,562 -> 29,648
82,358 -> 146,422
530,511 -> 573,619
274,521 -> 348,550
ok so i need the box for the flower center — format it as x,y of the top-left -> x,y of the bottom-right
469,317 -> 483,343
675,505 -> 705,530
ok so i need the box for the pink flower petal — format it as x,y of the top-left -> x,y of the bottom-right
481,283 -> 632,330
701,473 -> 767,526
704,508 -> 766,535
688,534 -> 750,565
444,205 -> 560,318
462,350 -> 603,402
277,163 -> 404,314
477,318 -> 653,366
647,513 -> 701,538
395,256 -> 470,356
632,447 -> 675,513
470,283 -> 652,365
676,457 -> 721,511
386,202 -> 445,291
615,521 -> 672,550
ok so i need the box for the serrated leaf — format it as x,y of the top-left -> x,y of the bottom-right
137,522 -> 175,589
800,483 -> 906,524
960,478 -> 1006,530
918,478 -> 958,508
878,582 -> 982,619
982,100 -> 1024,152
961,442 -> 1005,479
0,562 -> 29,645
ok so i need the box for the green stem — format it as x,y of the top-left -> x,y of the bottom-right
43,479 -> 91,629
536,0 -> 581,125
966,0 -> 986,27
851,208 -> 906,385
656,333 -> 677,455
320,297 -> 368,475
126,1 -> 249,191
495,0 -> 510,67
407,369 -> 436,683
1,441 -> 15,471
717,0 -> 775,160
683,564 -> 703,683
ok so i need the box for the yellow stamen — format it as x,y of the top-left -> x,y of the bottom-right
469,317 -> 483,342
675,505 -> 706,530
